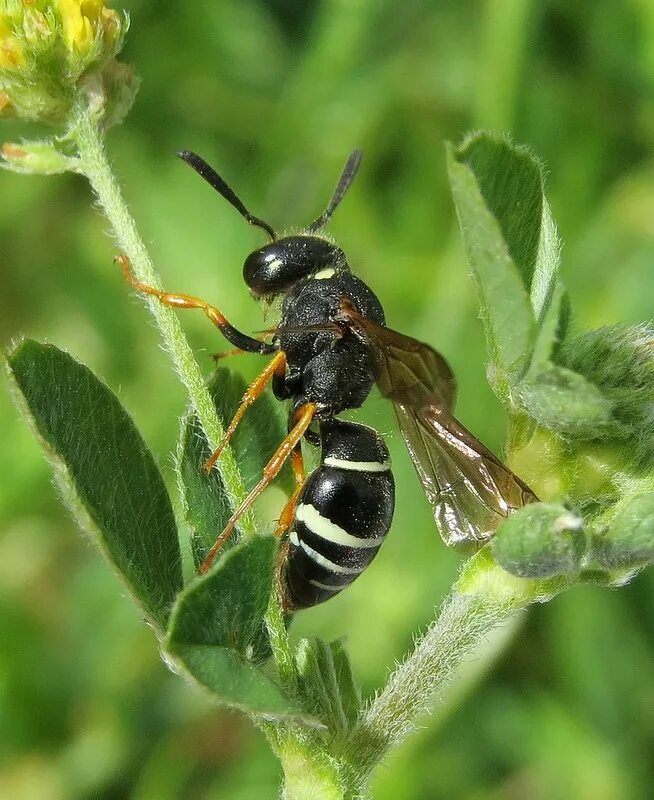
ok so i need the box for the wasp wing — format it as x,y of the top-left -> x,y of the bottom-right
338,303 -> 537,545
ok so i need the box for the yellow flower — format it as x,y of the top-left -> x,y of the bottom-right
0,15 -> 26,69
0,0 -> 134,129
56,0 -> 119,54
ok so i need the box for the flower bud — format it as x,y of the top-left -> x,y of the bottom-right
1,139 -> 79,173
593,493 -> 654,570
0,1 -> 136,126
491,503 -> 586,578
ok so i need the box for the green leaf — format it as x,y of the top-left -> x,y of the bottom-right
167,643 -> 305,719
491,503 -> 586,578
528,282 -> 569,375
165,536 -> 311,720
531,197 -> 561,324
557,324 -> 654,467
167,535 -> 275,659
328,640 -> 361,730
447,132 -> 563,391
515,365 -> 628,440
5,340 -> 181,632
295,637 -> 360,736
593,493 -> 654,570
177,367 -> 292,567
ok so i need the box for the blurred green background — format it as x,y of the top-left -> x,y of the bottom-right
2,1 -> 654,798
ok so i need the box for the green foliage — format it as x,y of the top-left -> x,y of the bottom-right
492,503 -> 585,578
593,493 -> 654,570
295,638 -> 361,737
178,367 -> 292,568
165,536 -> 310,720
449,132 -> 654,552
4,340 -> 313,724
446,133 -> 563,396
6,124 -> 654,800
516,365 -> 627,440
558,324 -> 654,468
3,4 -> 654,799
5,339 -> 182,632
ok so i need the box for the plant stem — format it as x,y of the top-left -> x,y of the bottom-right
72,99 -> 300,705
71,102 -> 256,536
341,551 -> 569,787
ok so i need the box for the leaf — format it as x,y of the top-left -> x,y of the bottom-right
295,638 -> 361,736
177,367 -> 292,567
491,503 -> 586,578
328,639 -> 361,729
165,535 -> 311,720
593,493 -> 654,570
531,197 -> 562,324
167,643 -> 305,718
447,132 -> 563,390
5,340 -> 181,632
167,535 -> 275,659
557,324 -> 654,466
516,365 -> 629,440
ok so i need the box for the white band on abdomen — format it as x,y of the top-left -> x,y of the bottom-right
290,532 -> 363,575
323,456 -> 391,473
296,503 -> 385,548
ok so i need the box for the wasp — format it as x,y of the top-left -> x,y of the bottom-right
117,150 -> 537,611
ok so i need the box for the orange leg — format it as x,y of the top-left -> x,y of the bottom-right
203,351 -> 287,473
273,447 -> 306,538
275,538 -> 293,612
199,403 -> 318,575
116,254 -> 272,355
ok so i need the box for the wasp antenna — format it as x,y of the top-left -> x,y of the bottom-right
177,150 -> 277,241
307,149 -> 363,233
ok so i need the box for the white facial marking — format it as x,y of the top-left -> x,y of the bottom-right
323,456 -> 391,473
296,504 -> 385,548
313,268 -> 336,280
289,530 -> 300,547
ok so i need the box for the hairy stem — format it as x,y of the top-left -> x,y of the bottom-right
341,551 -> 569,786
70,102 -> 256,536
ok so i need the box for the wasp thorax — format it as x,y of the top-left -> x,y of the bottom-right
243,235 -> 346,297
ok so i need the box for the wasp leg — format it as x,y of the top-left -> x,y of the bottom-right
116,254 -> 274,355
211,346 -> 248,360
274,538 -> 294,613
199,403 -> 318,575
204,351 -> 287,473
212,334 -> 273,360
272,446 -> 305,538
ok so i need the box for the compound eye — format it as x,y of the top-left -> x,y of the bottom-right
243,249 -> 279,295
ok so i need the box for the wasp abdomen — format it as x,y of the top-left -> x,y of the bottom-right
284,419 -> 395,610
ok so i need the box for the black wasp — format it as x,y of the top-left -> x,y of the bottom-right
117,150 -> 537,612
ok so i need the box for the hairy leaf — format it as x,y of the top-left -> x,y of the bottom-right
558,324 -> 654,466
295,637 -> 360,736
492,503 -> 586,578
5,340 -> 182,632
165,536 -> 311,720
516,365 -> 628,440
178,367 -> 292,567
447,132 -> 563,392
593,493 -> 654,570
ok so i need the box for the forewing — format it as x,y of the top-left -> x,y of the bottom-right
395,403 -> 536,545
338,303 -> 457,411
339,304 -> 537,544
